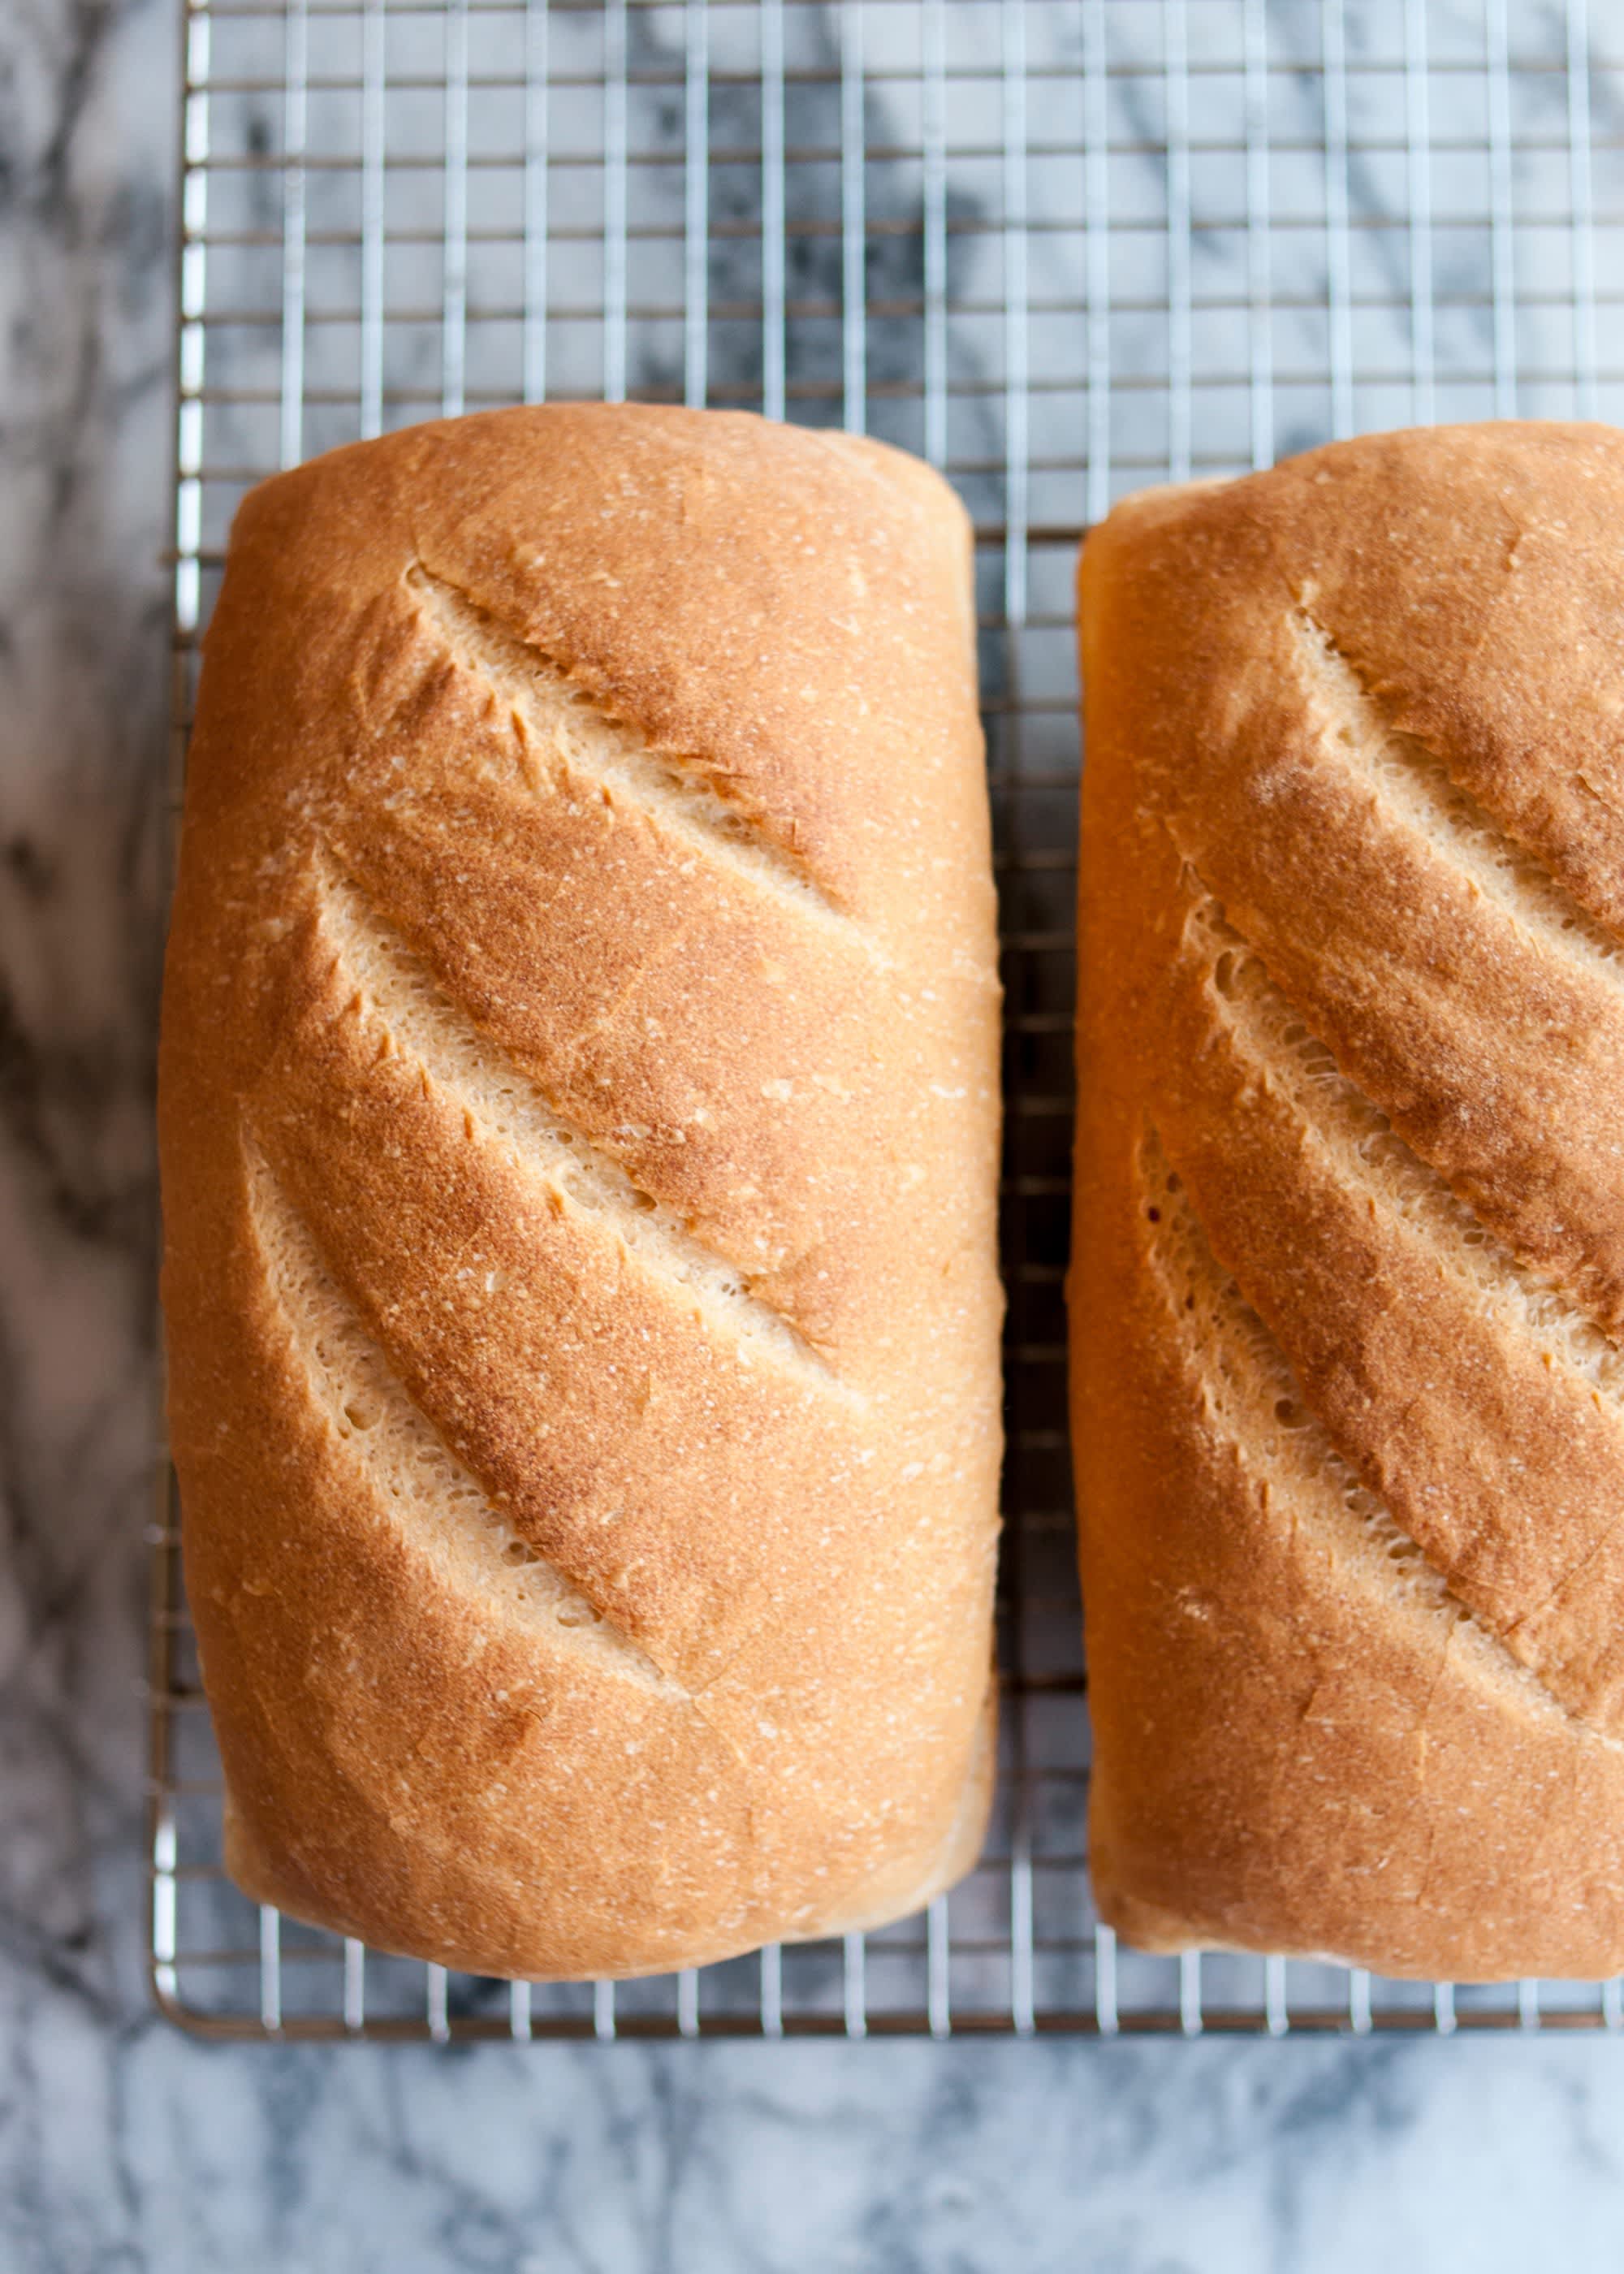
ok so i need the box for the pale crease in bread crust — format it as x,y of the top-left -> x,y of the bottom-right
406,564 -> 855,926
160,405 -> 1003,1979
1074,423 -> 1624,1981
1161,902 -> 1624,1731
246,1143 -> 676,1688
313,865 -> 840,1386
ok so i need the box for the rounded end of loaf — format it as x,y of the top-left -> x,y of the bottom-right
219,1679 -> 998,1982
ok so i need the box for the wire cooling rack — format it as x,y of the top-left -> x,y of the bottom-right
152,0 -> 1624,2038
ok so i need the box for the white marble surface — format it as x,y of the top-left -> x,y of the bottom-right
7,0 -> 1624,2266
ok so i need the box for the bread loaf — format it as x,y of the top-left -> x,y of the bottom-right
1073,422 -> 1624,1980
158,405 -> 1003,1979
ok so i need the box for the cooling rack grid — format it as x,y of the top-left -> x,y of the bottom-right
153,0 -> 1624,2037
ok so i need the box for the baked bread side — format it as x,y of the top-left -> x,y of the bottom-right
1073,422 -> 1624,1981
159,405 -> 1003,1979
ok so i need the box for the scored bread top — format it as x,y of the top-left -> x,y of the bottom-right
160,406 -> 1004,1978
1073,422 -> 1624,1980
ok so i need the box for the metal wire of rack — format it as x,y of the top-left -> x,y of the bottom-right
152,0 -> 1624,2040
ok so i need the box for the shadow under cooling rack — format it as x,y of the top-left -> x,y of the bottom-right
152,0 -> 1624,2038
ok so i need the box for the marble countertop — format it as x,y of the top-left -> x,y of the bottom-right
5,0 -> 1624,2266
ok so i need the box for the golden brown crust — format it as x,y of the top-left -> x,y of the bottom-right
1073,423 -> 1624,1981
160,405 -> 1002,1979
